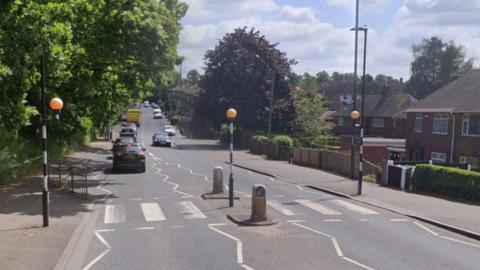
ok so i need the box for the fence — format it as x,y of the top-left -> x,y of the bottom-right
250,140 -> 383,183
48,162 -> 89,199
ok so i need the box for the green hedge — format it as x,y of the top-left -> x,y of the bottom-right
252,135 -> 268,143
272,135 -> 293,149
412,165 -> 480,201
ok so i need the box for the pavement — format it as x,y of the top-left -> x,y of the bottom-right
0,141 -> 112,270
226,148 -> 480,240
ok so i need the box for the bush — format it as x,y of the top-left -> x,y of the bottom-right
272,135 -> 293,149
412,165 -> 480,201
252,135 -> 268,143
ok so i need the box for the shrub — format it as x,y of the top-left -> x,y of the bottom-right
272,135 -> 293,149
411,165 -> 480,201
252,135 -> 268,143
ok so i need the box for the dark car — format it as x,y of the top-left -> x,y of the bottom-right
112,144 -> 146,172
112,137 -> 135,151
152,132 -> 171,147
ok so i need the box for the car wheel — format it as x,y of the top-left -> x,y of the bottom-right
168,143 -> 171,147
140,166 -> 146,173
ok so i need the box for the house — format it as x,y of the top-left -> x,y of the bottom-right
168,83 -> 201,116
333,93 -> 417,139
404,69 -> 480,165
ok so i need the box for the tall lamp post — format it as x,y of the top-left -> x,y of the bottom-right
351,110 -> 362,195
226,108 -> 237,207
350,0 -> 360,180
350,26 -> 368,195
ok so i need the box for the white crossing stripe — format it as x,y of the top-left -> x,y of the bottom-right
295,199 -> 341,215
141,203 -> 166,222
176,201 -> 207,219
104,205 -> 126,224
332,199 -> 379,215
268,200 -> 295,216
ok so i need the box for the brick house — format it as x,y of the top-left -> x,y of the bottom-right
333,94 -> 417,139
405,70 -> 480,165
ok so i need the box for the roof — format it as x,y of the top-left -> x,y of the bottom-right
334,94 -> 417,118
405,69 -> 480,113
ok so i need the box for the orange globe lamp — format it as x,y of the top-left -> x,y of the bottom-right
226,108 -> 237,120
350,110 -> 360,120
49,98 -> 64,112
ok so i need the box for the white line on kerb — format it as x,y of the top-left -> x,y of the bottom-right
413,221 -> 439,236
440,236 -> 480,248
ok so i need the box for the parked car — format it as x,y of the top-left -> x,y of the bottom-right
153,111 -> 163,119
164,125 -> 176,136
112,143 -> 146,172
119,128 -> 136,140
113,136 -> 135,146
152,132 -> 171,147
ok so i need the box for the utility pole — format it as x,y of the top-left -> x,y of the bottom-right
358,27 -> 368,195
350,0 -> 360,180
41,53 -> 49,227
267,72 -> 275,135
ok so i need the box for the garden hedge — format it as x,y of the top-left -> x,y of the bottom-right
411,165 -> 480,201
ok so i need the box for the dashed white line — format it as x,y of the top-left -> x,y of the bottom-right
295,199 -> 342,215
325,219 -> 342,222
390,218 -> 408,222
133,227 -> 155,231
130,198 -> 142,201
286,219 -> 306,223
332,199 -> 379,215
268,200 -> 295,216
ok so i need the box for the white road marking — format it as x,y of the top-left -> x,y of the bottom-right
359,219 -> 369,222
104,205 -> 126,224
295,199 -> 341,215
141,203 -> 166,222
332,199 -> 379,215
440,236 -> 480,248
268,200 -> 295,216
96,229 -> 115,232
413,221 -> 439,236
286,219 -> 306,223
296,185 -> 304,191
248,171 -> 253,175
130,198 -> 142,201
325,219 -> 342,222
97,183 -> 113,201
331,238 -> 343,257
133,227 -> 155,231
176,201 -> 207,219
390,218 -> 408,222
292,222 -> 332,238
81,231 -> 111,270
208,224 -> 251,268
342,257 -> 376,270
269,177 -> 275,182
240,264 -> 255,270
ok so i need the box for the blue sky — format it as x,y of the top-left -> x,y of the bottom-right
179,0 -> 480,79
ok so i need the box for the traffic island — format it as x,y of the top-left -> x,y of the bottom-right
202,166 -> 239,200
227,184 -> 277,226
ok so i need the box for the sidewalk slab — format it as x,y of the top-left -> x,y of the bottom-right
0,140 -> 111,270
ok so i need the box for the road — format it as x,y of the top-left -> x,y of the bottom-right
72,108 -> 480,270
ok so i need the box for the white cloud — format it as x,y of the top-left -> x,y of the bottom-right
279,5 -> 316,23
326,0 -> 390,8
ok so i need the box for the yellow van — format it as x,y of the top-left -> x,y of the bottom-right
127,108 -> 141,126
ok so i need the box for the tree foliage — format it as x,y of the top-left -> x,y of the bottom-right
407,36 -> 474,98
293,88 -> 332,138
193,27 -> 296,133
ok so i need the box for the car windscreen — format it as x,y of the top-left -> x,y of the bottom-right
115,145 -> 141,153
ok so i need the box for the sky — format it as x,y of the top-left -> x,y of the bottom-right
178,0 -> 480,80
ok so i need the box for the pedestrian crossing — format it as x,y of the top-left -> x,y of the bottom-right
102,198 -> 380,225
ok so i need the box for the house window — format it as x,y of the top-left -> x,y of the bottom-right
414,113 -> 423,132
460,156 -> 478,166
432,113 -> 449,134
338,117 -> 345,127
371,117 -> 384,128
431,152 -> 447,163
461,114 -> 480,136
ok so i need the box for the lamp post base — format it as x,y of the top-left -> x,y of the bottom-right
229,174 -> 234,207
42,189 -> 49,227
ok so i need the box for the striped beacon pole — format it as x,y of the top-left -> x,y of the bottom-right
351,110 -> 363,195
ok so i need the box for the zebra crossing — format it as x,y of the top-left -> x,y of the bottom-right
102,198 -> 380,225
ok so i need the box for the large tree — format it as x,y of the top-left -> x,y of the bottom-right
407,37 -> 474,98
193,27 -> 296,133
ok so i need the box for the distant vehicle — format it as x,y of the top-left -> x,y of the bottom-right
126,123 -> 138,134
119,113 -> 128,122
153,111 -> 163,119
152,132 -> 171,147
164,125 -> 176,136
153,108 -> 162,113
151,103 -> 159,109
127,108 -> 141,126
119,128 -> 136,139
111,144 -> 146,172
143,101 -> 150,107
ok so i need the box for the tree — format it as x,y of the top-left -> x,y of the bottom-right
293,88 -> 332,140
407,37 -> 474,98
186,69 -> 199,84
193,27 -> 296,133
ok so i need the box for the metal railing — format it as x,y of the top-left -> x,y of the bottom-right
48,162 -> 89,199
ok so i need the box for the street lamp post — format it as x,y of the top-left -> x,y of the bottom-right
350,26 -> 368,195
350,0 -> 360,180
226,108 -> 237,207
41,54 -> 49,227
351,110 -> 362,195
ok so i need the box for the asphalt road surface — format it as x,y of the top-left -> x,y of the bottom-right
72,108 -> 480,270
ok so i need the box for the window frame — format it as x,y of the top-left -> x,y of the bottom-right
460,156 -> 478,166
431,152 -> 447,163
432,113 -> 449,135
371,117 -> 385,128
414,113 -> 423,133
461,114 -> 480,136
